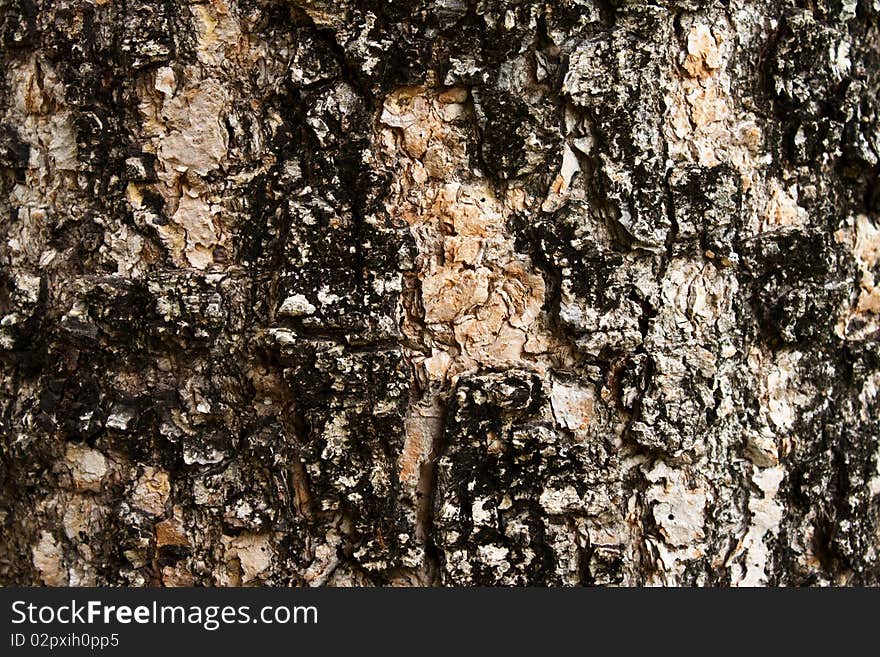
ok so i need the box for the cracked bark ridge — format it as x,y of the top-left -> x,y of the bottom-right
1,0 -> 879,586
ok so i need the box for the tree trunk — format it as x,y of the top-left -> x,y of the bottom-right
1,0 -> 879,587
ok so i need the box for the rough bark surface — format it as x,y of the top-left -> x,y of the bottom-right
1,0 -> 879,586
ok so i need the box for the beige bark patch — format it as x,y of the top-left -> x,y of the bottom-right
550,380 -> 596,436
134,66 -> 229,270
33,531 -> 68,586
646,462 -> 707,548
64,444 -> 110,493
761,181 -> 808,231
222,533 -> 273,584
156,516 -> 190,549
127,0 -> 262,271
665,22 -> 763,175
729,466 -> 785,586
641,461 -> 711,584
377,86 -> 566,382
62,494 -> 106,542
746,347 -> 810,465
162,565 -> 195,587
3,56 -> 79,267
400,414 -> 436,486
836,215 -> 880,340
683,24 -> 724,79
132,467 -> 171,516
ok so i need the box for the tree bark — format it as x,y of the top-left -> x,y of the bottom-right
1,0 -> 879,586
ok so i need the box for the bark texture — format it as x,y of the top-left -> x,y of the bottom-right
1,0 -> 879,586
